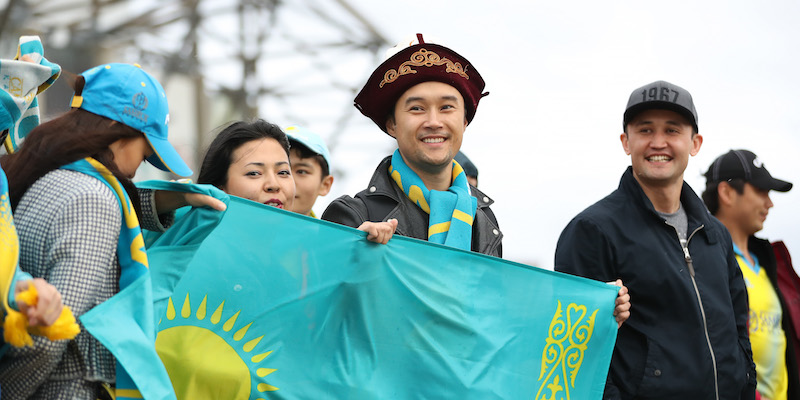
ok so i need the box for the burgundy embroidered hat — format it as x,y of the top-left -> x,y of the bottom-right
354,33 -> 488,133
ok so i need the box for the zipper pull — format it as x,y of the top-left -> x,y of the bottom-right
682,245 -> 696,277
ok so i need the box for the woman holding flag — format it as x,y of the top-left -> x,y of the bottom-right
0,63 -> 223,399
197,119 -> 397,244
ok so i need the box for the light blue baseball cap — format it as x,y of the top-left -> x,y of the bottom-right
70,63 -> 193,177
284,125 -> 331,169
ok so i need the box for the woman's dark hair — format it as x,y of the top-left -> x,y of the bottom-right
702,179 -> 746,215
1,108 -> 145,213
197,119 -> 290,189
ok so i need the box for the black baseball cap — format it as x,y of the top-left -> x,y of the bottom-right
704,149 -> 793,192
623,80 -> 698,132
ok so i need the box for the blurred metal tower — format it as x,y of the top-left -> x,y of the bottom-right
0,0 -> 390,175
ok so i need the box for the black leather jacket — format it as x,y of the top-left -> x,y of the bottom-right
555,167 -> 755,400
322,156 -> 502,257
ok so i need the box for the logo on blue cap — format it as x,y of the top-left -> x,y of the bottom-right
125,92 -> 150,123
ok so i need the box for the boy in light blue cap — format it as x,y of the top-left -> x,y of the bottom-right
284,125 -> 333,217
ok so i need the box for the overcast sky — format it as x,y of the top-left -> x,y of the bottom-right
7,0 -> 796,270
317,0 -> 800,269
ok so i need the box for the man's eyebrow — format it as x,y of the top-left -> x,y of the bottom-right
404,95 -> 459,104
404,96 -> 423,105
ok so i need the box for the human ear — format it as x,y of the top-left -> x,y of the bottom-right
385,118 -> 397,138
318,175 -> 334,197
620,133 -> 631,155
689,134 -> 703,156
718,182 -> 735,206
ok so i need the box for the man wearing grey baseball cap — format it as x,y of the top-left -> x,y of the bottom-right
703,149 -> 798,400
555,81 -> 756,399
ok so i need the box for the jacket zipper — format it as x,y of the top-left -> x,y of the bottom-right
678,225 -> 720,400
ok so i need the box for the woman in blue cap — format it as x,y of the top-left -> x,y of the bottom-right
0,63 -> 224,399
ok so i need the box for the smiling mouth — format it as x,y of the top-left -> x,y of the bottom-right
264,200 -> 283,208
422,137 -> 445,143
647,155 -> 672,162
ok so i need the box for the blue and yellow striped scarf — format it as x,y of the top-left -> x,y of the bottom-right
61,158 -> 174,400
62,158 -> 148,282
389,150 -> 477,251
1,36 -> 61,153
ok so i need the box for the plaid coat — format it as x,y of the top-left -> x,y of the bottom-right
0,169 -> 169,399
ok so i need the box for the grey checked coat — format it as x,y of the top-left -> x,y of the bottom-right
0,169 -> 169,400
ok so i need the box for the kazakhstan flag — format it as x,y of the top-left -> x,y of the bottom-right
144,183 -> 618,400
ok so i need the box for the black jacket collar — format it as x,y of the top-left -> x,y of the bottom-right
619,166 -> 719,242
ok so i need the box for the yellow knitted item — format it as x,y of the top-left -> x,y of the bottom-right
3,284 -> 80,347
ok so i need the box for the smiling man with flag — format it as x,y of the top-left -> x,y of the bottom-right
322,33 -> 502,256
555,81 -> 756,399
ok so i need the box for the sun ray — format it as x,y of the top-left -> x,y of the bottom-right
166,297 -> 176,320
181,293 -> 191,318
256,368 -> 277,377
243,335 -> 264,352
223,310 -> 241,332
196,294 -> 208,320
234,322 -> 253,341
257,383 -> 279,392
252,350 -> 272,363
211,300 -> 225,324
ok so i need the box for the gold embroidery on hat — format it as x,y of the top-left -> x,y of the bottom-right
379,48 -> 469,88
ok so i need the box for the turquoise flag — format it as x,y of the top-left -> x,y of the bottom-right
146,190 -> 618,399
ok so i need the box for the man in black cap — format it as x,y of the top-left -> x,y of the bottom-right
555,81 -> 756,399
703,150 -> 798,400
322,34 -> 502,256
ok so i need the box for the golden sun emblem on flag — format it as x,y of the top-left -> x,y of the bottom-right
156,293 -> 279,399
536,301 -> 598,400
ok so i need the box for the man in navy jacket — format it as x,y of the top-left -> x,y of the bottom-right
555,81 -> 756,399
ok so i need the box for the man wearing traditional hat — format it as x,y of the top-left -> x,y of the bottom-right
322,34 -> 502,256
702,149 -> 799,400
555,81 -> 756,399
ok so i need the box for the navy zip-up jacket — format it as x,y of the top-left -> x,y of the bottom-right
555,167 -> 756,399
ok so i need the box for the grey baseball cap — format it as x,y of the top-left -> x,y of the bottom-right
623,80 -> 698,132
